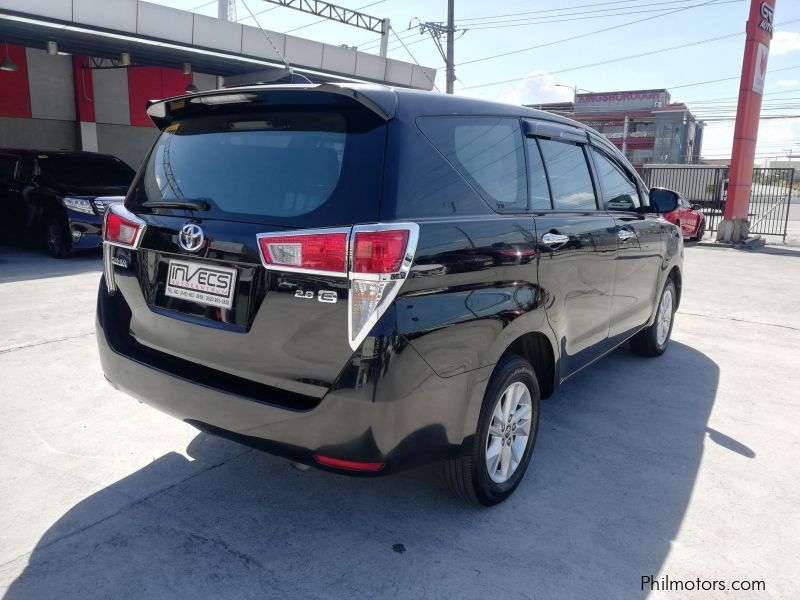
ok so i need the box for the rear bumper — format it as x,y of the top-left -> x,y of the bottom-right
96,279 -> 491,474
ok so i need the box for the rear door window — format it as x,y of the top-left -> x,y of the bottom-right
538,139 -> 597,211
418,116 -> 527,212
131,105 -> 386,226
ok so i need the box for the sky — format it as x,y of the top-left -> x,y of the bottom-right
151,0 -> 800,162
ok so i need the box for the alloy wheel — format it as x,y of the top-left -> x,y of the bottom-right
485,381 -> 533,484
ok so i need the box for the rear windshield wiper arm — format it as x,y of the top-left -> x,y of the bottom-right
142,199 -> 209,210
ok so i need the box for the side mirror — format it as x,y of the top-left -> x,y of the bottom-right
649,187 -> 679,214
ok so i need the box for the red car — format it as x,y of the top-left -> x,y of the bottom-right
663,194 -> 706,240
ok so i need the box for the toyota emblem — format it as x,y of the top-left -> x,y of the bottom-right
178,222 -> 205,252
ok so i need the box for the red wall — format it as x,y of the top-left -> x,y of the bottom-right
0,44 -> 31,118
127,67 -> 191,127
71,55 -> 95,122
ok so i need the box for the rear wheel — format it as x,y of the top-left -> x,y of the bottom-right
694,219 -> 705,240
445,354 -> 540,506
44,217 -> 71,259
630,278 -> 676,357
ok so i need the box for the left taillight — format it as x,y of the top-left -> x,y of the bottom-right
256,223 -> 419,350
103,204 -> 146,295
103,204 -> 146,248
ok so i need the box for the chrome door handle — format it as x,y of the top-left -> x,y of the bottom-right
542,233 -> 569,245
617,229 -> 636,241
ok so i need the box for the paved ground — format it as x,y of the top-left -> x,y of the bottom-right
1,240 -> 798,600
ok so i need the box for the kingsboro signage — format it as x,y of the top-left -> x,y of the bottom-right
576,90 -> 664,103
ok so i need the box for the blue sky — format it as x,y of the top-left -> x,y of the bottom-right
153,0 -> 800,161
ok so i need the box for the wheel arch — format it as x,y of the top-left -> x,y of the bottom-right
668,264 -> 682,309
501,331 -> 556,399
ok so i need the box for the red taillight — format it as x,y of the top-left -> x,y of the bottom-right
257,231 -> 348,275
104,206 -> 144,247
352,229 -> 410,274
314,454 -> 385,472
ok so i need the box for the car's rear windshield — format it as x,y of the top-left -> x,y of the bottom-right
38,155 -> 135,187
130,102 -> 386,226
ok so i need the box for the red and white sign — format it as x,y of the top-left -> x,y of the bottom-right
753,42 -> 769,94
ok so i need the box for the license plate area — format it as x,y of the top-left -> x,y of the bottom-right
165,259 -> 237,309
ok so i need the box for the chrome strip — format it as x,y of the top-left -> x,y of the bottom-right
102,242 -> 116,294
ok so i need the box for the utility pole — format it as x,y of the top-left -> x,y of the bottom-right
379,18 -> 391,58
417,1 -> 462,94
622,115 -> 630,156
446,0 -> 455,94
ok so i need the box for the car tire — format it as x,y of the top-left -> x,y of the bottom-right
444,354 -> 540,506
630,277 -> 676,357
694,219 -> 705,241
45,217 -> 71,259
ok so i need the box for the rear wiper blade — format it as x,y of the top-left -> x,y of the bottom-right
142,199 -> 209,210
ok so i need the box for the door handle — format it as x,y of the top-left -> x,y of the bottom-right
542,232 -> 570,246
617,229 -> 636,242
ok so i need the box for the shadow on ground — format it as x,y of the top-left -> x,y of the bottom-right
0,244 -> 102,284
4,342 -> 725,599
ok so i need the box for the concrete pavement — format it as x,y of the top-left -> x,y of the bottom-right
1,242 -> 798,599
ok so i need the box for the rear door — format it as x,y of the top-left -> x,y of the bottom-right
588,144 -> 662,341
113,93 -> 388,397
525,125 -> 617,376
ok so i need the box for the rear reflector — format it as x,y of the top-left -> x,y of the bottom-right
257,230 -> 348,275
103,204 -> 146,248
352,229 -> 409,274
314,454 -> 385,472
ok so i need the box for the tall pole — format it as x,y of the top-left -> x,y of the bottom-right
622,115 -> 630,156
446,0 -> 455,94
717,0 -> 776,242
379,18 -> 390,58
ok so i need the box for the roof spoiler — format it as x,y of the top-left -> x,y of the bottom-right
145,83 -> 397,130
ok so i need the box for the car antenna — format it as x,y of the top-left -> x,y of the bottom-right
239,0 -> 291,73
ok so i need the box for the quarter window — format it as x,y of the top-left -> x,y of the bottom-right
590,148 -> 640,211
419,116 -> 527,212
537,139 -> 597,211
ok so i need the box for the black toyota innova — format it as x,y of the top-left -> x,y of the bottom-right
96,84 -> 683,505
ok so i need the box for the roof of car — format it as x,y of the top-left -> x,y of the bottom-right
0,149 -> 125,160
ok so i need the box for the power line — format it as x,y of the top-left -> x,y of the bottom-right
389,26 -> 440,92
452,0 -> 698,22
460,18 -> 800,92
458,0 -> 742,30
458,0 -> 731,67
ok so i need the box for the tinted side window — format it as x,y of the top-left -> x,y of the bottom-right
538,139 -> 597,211
525,138 -> 552,210
419,116 -> 527,212
590,148 -> 640,211
0,157 -> 17,185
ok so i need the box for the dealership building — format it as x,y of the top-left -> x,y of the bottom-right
0,0 -> 435,169
528,89 -> 704,168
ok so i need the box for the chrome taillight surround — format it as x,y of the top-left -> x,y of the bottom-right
103,203 -> 147,295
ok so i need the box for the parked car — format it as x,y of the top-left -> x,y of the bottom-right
0,149 -> 135,257
663,194 -> 706,239
96,84 -> 683,505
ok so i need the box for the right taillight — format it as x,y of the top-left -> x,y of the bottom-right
256,223 -> 419,350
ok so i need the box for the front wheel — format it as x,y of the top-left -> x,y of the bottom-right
630,278 -> 676,357
445,354 -> 540,506
45,217 -> 71,259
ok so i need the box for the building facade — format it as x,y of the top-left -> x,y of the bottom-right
528,89 -> 704,168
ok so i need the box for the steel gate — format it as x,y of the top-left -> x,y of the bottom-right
641,165 -> 794,241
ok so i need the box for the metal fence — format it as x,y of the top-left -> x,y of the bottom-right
641,165 -> 794,241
